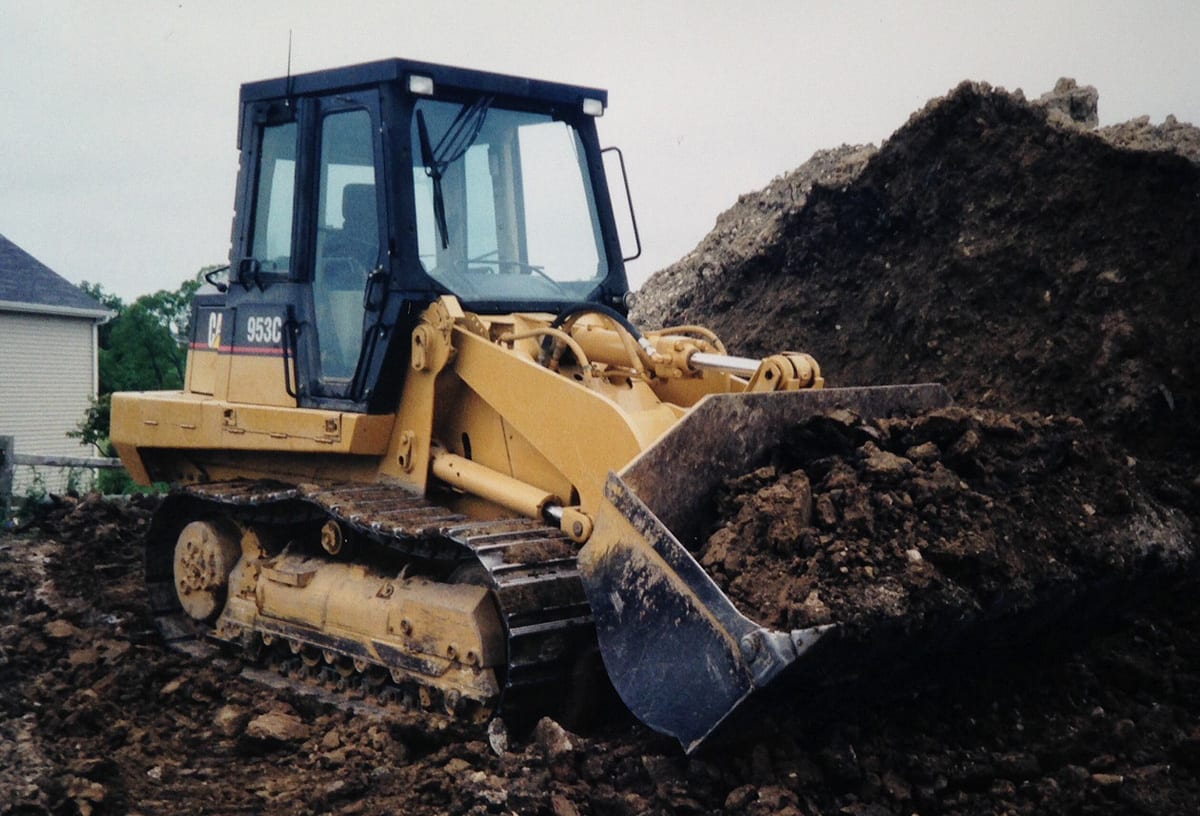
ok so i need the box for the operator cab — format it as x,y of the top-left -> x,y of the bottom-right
202,58 -> 630,413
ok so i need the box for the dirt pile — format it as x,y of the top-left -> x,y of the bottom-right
633,80 -> 1200,466
699,407 -> 1192,635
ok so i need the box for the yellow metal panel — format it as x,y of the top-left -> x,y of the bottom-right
227,354 -> 297,407
378,298 -> 462,493
185,348 -> 220,396
450,326 -> 675,513
109,390 -> 395,485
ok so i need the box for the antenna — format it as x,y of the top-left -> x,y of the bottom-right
285,30 -> 294,104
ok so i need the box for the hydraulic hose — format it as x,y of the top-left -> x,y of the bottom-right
545,302 -> 658,370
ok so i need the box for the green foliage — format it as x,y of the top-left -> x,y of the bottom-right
64,467 -> 88,498
22,471 -> 47,503
96,466 -> 145,496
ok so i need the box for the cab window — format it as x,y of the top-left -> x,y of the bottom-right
249,121 -> 297,275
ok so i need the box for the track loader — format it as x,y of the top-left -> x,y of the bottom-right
110,58 -> 946,751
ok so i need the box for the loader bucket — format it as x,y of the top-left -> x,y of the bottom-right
577,384 -> 953,752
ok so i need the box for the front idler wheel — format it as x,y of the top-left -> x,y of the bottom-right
172,519 -> 242,622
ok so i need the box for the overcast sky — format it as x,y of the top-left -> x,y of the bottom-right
2,0 -> 1198,302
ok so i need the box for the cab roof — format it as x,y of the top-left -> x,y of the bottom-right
240,57 -> 608,108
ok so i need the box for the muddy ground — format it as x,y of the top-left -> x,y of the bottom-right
4,79 -> 1200,814
3,494 -> 1200,815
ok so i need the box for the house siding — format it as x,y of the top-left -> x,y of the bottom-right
0,311 -> 98,494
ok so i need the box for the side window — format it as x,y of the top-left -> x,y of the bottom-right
517,121 -> 603,282
249,122 -> 297,274
313,108 -> 379,382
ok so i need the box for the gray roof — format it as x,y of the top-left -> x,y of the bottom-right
0,232 -> 109,319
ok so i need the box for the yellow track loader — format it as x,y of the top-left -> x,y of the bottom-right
111,58 -> 946,751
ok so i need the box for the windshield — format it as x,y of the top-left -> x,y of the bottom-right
411,97 -> 607,303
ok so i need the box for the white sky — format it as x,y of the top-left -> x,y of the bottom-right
2,0 -> 1198,302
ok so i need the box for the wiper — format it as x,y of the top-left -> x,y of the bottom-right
417,96 -> 493,250
416,111 -> 448,250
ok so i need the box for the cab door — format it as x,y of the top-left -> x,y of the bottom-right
301,92 -> 386,402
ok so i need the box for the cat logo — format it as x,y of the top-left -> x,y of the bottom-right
207,312 -> 223,350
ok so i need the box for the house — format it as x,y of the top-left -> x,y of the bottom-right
0,232 -> 110,494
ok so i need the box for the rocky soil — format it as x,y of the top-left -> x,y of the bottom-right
698,408 -> 1192,636
4,79 -> 1200,814
4,494 -> 1200,815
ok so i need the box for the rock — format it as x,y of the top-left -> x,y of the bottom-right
882,769 -> 912,800
1091,772 -> 1124,787
950,428 -> 982,459
907,441 -> 940,461
762,476 -> 813,548
814,493 -> 838,527
551,793 -> 580,816
465,771 -> 508,807
1113,718 -> 1136,742
487,718 -> 509,755
321,748 -> 348,768
68,646 -> 99,666
533,717 -> 576,758
98,639 -> 130,662
1035,77 -> 1099,128
213,705 -> 249,738
1064,764 -> 1090,785
641,754 -> 680,787
444,758 -> 471,775
755,785 -> 801,811
995,751 -> 1040,779
724,784 -> 755,811
365,725 -> 388,751
245,711 -> 310,742
321,728 -> 341,750
991,779 -> 1017,798
43,619 -> 81,639
66,776 -> 106,802
861,442 -> 912,477
159,676 -> 185,696
799,590 -> 831,625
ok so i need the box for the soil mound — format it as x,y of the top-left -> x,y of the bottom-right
633,80 -> 1200,464
699,407 -> 1192,634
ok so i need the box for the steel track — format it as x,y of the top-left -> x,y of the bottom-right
144,480 -> 596,730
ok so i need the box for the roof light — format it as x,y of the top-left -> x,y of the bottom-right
408,74 -> 435,95
582,97 -> 604,117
